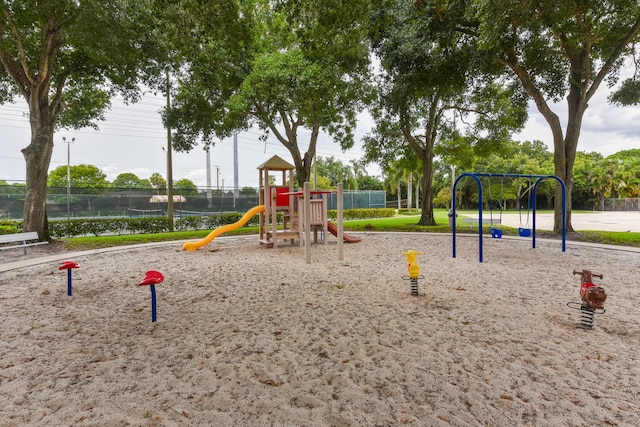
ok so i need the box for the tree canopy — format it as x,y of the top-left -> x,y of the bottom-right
364,0 -> 527,225
111,173 -> 153,190
0,0 -> 170,239
469,0 -> 640,231
47,164 -> 109,194
166,0 -> 376,187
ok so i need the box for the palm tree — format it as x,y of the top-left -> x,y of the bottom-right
588,160 -> 617,211
350,159 -> 367,190
385,156 -> 422,210
385,162 -> 404,209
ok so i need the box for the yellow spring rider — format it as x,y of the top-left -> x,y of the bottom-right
402,250 -> 424,296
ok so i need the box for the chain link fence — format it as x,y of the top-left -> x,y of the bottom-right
602,198 -> 640,211
0,186 -> 386,220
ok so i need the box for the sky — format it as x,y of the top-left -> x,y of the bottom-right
1,75 -> 640,189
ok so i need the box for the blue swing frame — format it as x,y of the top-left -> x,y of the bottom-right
451,172 -> 566,263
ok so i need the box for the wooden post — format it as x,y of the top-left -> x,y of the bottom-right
271,187 -> 278,248
304,182 -> 311,264
337,182 -> 343,261
259,169 -> 265,241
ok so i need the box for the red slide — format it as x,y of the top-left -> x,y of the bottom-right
326,221 -> 361,243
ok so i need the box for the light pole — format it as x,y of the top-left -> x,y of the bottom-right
63,137 -> 75,219
206,146 -> 212,207
216,166 -> 221,214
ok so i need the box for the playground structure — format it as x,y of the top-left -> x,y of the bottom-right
182,155 -> 359,262
257,156 -> 360,262
567,269 -> 607,330
257,155 -> 298,247
402,250 -> 424,296
452,172 -> 567,262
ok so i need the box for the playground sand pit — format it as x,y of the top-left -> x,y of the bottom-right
1,233 -> 639,426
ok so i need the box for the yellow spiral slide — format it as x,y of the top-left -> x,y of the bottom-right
183,205 -> 265,251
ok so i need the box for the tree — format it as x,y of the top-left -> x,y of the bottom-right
0,180 -> 23,195
617,157 -> 640,198
383,161 -> 405,210
588,158 -> 618,211
602,149 -> 640,198
0,1 -> 169,239
471,0 -> 640,232
611,75 -> 640,106
239,186 -> 258,197
112,173 -> 152,190
315,156 -> 356,189
365,1 -> 527,225
174,178 -> 198,196
572,151 -> 603,210
149,172 -> 166,195
166,0 -> 375,187
47,164 -> 109,194
350,159 -> 367,190
357,175 -> 384,191
384,156 -> 421,210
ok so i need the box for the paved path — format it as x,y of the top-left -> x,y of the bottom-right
463,211 -> 640,232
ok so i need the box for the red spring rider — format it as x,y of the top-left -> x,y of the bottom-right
568,269 -> 607,330
573,269 -> 606,310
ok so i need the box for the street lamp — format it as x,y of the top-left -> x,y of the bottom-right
63,137 -> 75,219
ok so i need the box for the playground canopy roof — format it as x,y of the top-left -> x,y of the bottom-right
257,155 -> 295,171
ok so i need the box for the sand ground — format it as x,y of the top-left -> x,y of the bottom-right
1,231 -> 639,426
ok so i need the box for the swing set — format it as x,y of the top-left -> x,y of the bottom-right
451,172 -> 566,262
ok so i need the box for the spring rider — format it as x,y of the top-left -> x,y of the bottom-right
567,269 -> 607,329
402,250 -> 424,296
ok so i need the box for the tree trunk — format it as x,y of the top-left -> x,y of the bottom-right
270,114 -> 318,188
555,76 -> 586,233
291,148 -> 315,188
506,60 -> 577,234
417,137 -> 436,226
419,171 -> 436,225
407,173 -> 413,211
22,111 -> 55,241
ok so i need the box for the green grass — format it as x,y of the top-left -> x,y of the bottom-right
61,209 -> 640,250
63,226 -> 259,250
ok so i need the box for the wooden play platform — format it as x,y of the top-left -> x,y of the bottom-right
257,155 -> 360,261
257,155 -> 331,248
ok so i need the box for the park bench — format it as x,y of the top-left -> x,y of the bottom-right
0,232 -> 49,255
460,217 -> 501,230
